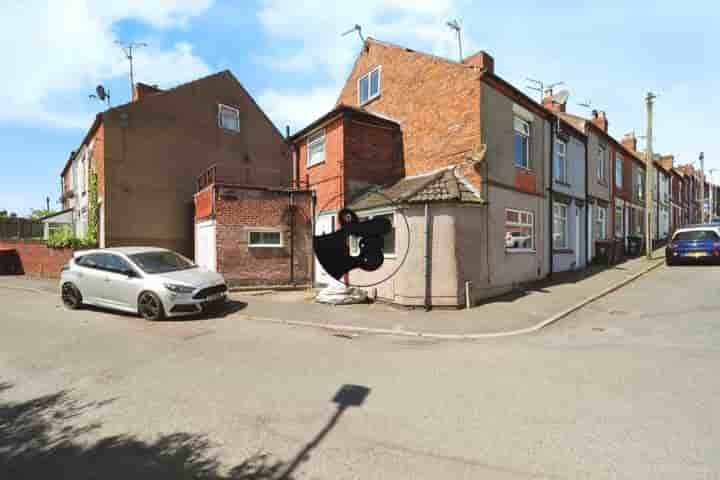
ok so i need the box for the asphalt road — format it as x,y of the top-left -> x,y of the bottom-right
1,264 -> 718,479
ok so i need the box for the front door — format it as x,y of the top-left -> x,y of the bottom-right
195,220 -> 216,271
314,213 -> 344,287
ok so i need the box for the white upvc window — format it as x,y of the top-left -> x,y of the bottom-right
248,230 -> 282,248
597,145 -> 607,181
307,129 -> 326,167
358,66 -> 381,105
218,104 -> 240,131
594,205 -> 607,240
349,212 -> 396,257
615,201 -> 624,238
615,154 -> 623,188
554,140 -> 568,183
514,117 -> 531,169
505,208 -> 535,251
553,202 -> 569,249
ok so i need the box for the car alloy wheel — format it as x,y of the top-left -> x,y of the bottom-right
61,283 -> 82,309
138,292 -> 165,321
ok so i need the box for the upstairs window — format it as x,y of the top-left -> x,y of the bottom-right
358,67 -> 381,105
597,145 -> 607,181
554,140 -> 568,183
635,167 -> 645,202
615,154 -> 623,188
218,104 -> 240,132
514,117 -> 531,169
307,129 -> 326,167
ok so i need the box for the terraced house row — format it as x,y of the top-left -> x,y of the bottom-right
289,38 -> 715,307
48,37 -> 718,308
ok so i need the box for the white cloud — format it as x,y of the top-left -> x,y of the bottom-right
255,0 -> 478,130
0,0 -> 214,129
258,86 -> 340,133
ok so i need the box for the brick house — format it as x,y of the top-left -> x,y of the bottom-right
553,111 -> 612,263
192,169 -> 313,286
294,38 -> 554,307
60,71 -> 289,258
542,91 -> 589,272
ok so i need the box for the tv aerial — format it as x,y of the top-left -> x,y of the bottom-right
89,84 -> 111,107
577,100 -> 592,110
525,78 -> 564,103
342,24 -> 365,43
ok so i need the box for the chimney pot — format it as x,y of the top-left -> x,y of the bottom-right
464,51 -> 494,74
591,110 -> 608,133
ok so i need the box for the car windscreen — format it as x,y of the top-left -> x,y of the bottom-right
673,230 -> 720,241
128,251 -> 195,274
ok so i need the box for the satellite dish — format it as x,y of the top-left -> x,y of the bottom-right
96,85 -> 107,101
553,89 -> 570,105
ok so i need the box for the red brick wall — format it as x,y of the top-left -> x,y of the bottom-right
0,240 -> 74,278
93,124 -> 105,198
344,118 -> 404,200
296,118 -> 345,212
213,188 -> 313,286
335,40 -> 482,187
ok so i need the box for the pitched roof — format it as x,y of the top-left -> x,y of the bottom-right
288,104 -> 399,142
347,168 -> 482,211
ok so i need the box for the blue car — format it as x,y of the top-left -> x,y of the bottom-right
712,217 -> 720,225
666,225 -> 720,265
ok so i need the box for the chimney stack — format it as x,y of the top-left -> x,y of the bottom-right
660,155 -> 674,171
542,88 -> 567,113
591,110 -> 608,133
132,82 -> 163,102
621,132 -> 637,152
464,51 -> 494,74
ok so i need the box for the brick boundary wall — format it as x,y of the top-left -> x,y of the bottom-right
0,240 -> 74,278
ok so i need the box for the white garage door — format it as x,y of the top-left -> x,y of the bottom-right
195,220 -> 216,272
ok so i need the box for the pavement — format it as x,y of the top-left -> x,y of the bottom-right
0,260 -> 718,479
230,251 -> 666,337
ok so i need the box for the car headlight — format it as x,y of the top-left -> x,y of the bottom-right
164,283 -> 195,294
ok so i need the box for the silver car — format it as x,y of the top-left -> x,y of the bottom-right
60,247 -> 228,320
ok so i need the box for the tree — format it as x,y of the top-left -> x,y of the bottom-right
30,208 -> 57,220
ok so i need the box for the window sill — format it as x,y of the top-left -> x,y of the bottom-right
249,245 -> 284,248
554,180 -> 571,187
515,166 -> 534,173
553,249 -> 574,254
306,160 -> 325,170
506,249 -> 536,254
360,94 -> 381,107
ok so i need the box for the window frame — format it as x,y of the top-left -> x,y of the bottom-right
615,202 -> 624,238
597,145 -> 607,181
218,104 -> 241,132
554,140 -> 568,183
306,129 -> 326,167
553,202 -> 569,249
514,117 -> 531,170
615,154 -> 623,189
505,208 -> 535,252
248,230 -> 283,248
349,211 -> 396,258
594,205 -> 608,240
358,66 -> 382,105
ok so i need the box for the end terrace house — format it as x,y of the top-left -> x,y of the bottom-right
294,38 -> 552,308
59,72 -> 290,258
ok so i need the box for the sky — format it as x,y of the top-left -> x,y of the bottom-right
1,0 -> 718,215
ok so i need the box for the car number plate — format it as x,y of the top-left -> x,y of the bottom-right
206,293 -> 225,302
687,252 -> 707,258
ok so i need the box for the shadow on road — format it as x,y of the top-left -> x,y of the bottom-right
0,382 -> 288,479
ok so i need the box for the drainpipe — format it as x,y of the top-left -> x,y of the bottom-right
424,203 -> 431,311
584,131 -> 589,266
289,191 -> 295,285
548,118 -> 556,278
310,191 -> 316,288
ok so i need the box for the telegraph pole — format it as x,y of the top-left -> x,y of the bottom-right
645,92 -> 656,260
699,152 -> 705,223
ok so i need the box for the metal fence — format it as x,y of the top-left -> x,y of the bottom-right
0,218 -> 44,239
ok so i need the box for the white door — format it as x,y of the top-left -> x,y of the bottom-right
314,213 -> 344,287
195,220 -> 216,271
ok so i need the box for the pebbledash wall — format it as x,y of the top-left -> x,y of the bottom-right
0,240 -> 74,278
197,185 -> 314,286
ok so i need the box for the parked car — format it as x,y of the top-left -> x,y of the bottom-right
60,247 -> 228,320
665,226 -> 720,266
